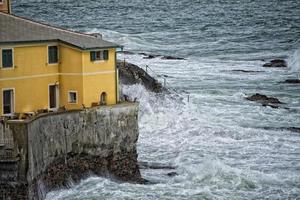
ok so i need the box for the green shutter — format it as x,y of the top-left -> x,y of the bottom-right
103,50 -> 109,60
90,51 -> 96,61
2,49 -> 13,68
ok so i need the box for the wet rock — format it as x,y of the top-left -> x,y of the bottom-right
282,79 -> 300,84
246,93 -> 288,109
231,70 -> 263,73
246,93 -> 283,104
138,161 -> 176,170
263,59 -> 287,68
117,61 -> 165,93
143,54 -> 160,59
261,127 -> 300,133
167,172 -> 178,177
161,56 -> 185,60
286,127 -> 300,133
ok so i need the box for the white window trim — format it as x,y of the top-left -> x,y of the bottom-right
68,90 -> 78,104
2,88 -> 15,116
48,83 -> 59,110
47,45 -> 59,65
0,48 -> 14,70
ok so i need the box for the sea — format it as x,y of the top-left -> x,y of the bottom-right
13,0 -> 300,199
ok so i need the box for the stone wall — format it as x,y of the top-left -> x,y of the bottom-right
0,102 -> 141,200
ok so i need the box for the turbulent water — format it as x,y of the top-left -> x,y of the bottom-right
14,0 -> 300,199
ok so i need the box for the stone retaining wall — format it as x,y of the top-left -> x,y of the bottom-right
0,103 -> 141,200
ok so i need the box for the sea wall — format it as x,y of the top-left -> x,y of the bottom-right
0,102 -> 141,200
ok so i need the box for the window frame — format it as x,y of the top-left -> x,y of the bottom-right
1,48 -> 14,70
90,50 -> 109,62
68,91 -> 78,104
2,88 -> 15,116
47,45 -> 59,65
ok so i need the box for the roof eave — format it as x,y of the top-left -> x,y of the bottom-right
0,40 -> 122,51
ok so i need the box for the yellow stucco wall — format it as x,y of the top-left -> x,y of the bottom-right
0,43 -> 118,115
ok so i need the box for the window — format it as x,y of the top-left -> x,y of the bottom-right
90,50 -> 109,61
2,49 -> 13,68
68,91 -> 77,103
48,46 -> 58,64
2,89 -> 14,115
100,92 -> 107,105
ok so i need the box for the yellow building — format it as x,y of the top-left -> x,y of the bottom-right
0,8 -> 121,116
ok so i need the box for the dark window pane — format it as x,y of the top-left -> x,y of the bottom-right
48,46 -> 58,64
3,90 -> 13,114
2,49 -> 13,68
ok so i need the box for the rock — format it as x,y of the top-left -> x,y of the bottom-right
161,56 -> 185,60
143,55 -> 160,59
231,70 -> 263,73
246,93 -> 289,109
167,172 -> 178,177
138,161 -> 176,170
282,79 -> 300,84
117,61 -> 165,93
246,93 -> 283,104
263,59 -> 287,68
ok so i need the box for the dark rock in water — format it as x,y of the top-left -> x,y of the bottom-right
167,172 -> 178,177
246,93 -> 283,104
161,56 -> 185,60
231,70 -> 263,73
263,59 -> 287,68
262,127 -> 300,133
143,54 -> 160,59
282,79 -> 300,84
246,93 -> 288,109
117,61 -> 165,93
286,127 -> 300,133
138,52 -> 149,56
138,161 -> 176,170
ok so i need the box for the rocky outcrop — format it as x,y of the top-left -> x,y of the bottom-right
282,79 -> 300,84
231,70 -> 263,73
263,59 -> 287,68
118,61 -> 164,93
246,93 -> 285,109
161,56 -> 185,60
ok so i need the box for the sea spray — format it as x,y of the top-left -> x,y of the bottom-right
288,49 -> 300,73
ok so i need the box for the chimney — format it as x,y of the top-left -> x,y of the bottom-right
0,0 -> 11,14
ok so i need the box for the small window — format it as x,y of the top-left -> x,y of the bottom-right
48,46 -> 58,64
90,50 -> 109,61
2,49 -> 13,68
100,92 -> 107,105
68,91 -> 77,103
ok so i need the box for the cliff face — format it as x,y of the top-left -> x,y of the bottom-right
0,103 -> 141,200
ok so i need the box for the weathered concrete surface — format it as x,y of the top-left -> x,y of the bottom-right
0,102 -> 141,200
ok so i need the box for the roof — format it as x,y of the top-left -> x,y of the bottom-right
0,12 -> 120,50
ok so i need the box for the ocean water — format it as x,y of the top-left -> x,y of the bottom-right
13,0 -> 300,199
